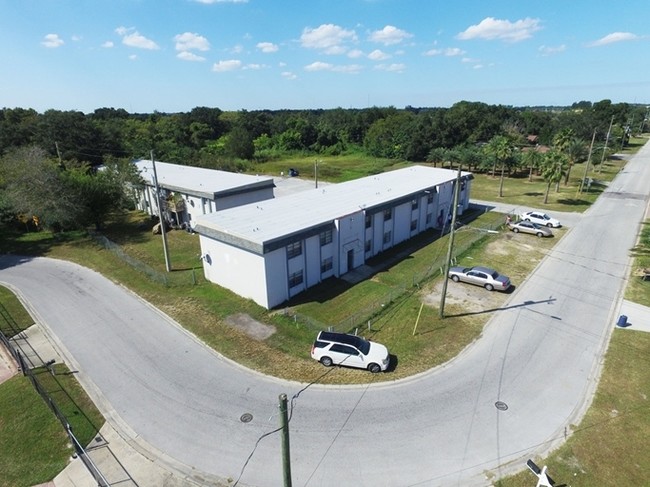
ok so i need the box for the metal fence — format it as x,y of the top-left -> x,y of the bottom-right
286,208 -> 505,335
90,232 -> 201,287
0,303 -> 137,486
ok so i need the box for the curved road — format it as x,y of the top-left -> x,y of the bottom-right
1,142 -> 649,486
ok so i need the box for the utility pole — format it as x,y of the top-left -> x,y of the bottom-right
151,151 -> 171,272
279,393 -> 292,487
579,130 -> 596,194
314,159 -> 320,189
598,115 -> 614,173
439,166 -> 462,318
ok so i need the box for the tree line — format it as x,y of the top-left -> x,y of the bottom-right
0,99 -> 646,232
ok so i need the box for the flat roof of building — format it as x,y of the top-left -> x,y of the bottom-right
195,165 -> 471,251
134,159 -> 275,199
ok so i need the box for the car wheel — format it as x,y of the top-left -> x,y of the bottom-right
485,283 -> 494,291
536,232 -> 544,237
320,356 -> 333,367
547,223 -> 553,228
451,275 -> 460,282
368,363 -> 381,373
513,228 -> 519,233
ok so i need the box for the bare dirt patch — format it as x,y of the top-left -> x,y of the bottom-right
423,279 -> 507,314
421,238 -> 525,313
224,313 -> 276,340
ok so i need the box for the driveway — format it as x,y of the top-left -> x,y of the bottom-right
1,143 -> 649,487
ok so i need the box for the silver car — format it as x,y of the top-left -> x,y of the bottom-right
508,220 -> 553,237
448,266 -> 512,291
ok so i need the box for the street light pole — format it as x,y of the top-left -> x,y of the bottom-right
151,151 -> 171,272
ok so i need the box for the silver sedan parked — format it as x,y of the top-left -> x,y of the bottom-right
448,266 -> 512,291
507,220 -> 553,237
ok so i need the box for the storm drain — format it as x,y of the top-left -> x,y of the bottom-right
240,413 -> 253,423
495,401 -> 509,411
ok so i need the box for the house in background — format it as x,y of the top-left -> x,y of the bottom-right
133,159 -> 275,229
194,165 -> 473,309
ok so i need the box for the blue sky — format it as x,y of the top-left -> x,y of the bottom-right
1,0 -> 649,113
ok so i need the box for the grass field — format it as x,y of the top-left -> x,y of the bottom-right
0,290 -> 105,487
0,136 -> 647,485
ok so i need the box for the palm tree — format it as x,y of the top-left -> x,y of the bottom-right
521,147 -> 544,182
484,135 -> 513,198
563,138 -> 587,185
541,150 -> 568,203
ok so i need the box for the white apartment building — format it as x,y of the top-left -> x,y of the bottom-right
195,165 -> 472,309
133,159 -> 275,229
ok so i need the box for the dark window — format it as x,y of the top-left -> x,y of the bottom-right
288,270 -> 303,288
383,208 -> 392,221
320,229 -> 333,246
365,214 -> 372,229
426,212 -> 432,224
287,241 -> 302,259
330,344 -> 359,356
365,239 -> 371,252
427,193 -> 434,204
383,231 -> 391,244
412,199 -> 418,210
410,220 -> 417,231
321,256 -> 333,273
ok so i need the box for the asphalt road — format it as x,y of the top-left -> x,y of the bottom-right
1,142 -> 649,487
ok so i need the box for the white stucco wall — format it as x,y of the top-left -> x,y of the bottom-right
199,236 -> 270,308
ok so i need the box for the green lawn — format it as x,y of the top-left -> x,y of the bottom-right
0,290 -> 104,486
0,136 -> 647,483
0,362 -> 104,487
496,330 -> 650,487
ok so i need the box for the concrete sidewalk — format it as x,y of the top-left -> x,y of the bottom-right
0,324 -> 214,487
617,299 -> 650,333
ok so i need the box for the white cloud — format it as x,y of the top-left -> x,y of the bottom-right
128,54 -> 138,61
101,41 -> 114,48
538,44 -> 566,56
300,24 -> 357,54
374,63 -> 406,72
587,32 -> 640,47
257,42 -> 279,53
347,49 -> 364,59
174,32 -> 210,52
305,61 -> 333,71
116,27 -> 159,49
243,63 -> 267,70
282,71 -> 297,80
177,51 -> 206,62
368,25 -> 412,45
304,62 -> 362,73
212,59 -> 242,71
71,35 -> 82,42
424,47 -> 466,57
368,49 -> 390,60
457,17 -> 541,42
41,33 -> 64,48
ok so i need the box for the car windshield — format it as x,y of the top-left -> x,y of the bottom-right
357,339 -> 370,355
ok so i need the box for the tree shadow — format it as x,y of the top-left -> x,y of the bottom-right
555,198 -> 591,207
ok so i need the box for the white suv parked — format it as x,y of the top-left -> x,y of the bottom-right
310,331 -> 390,373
